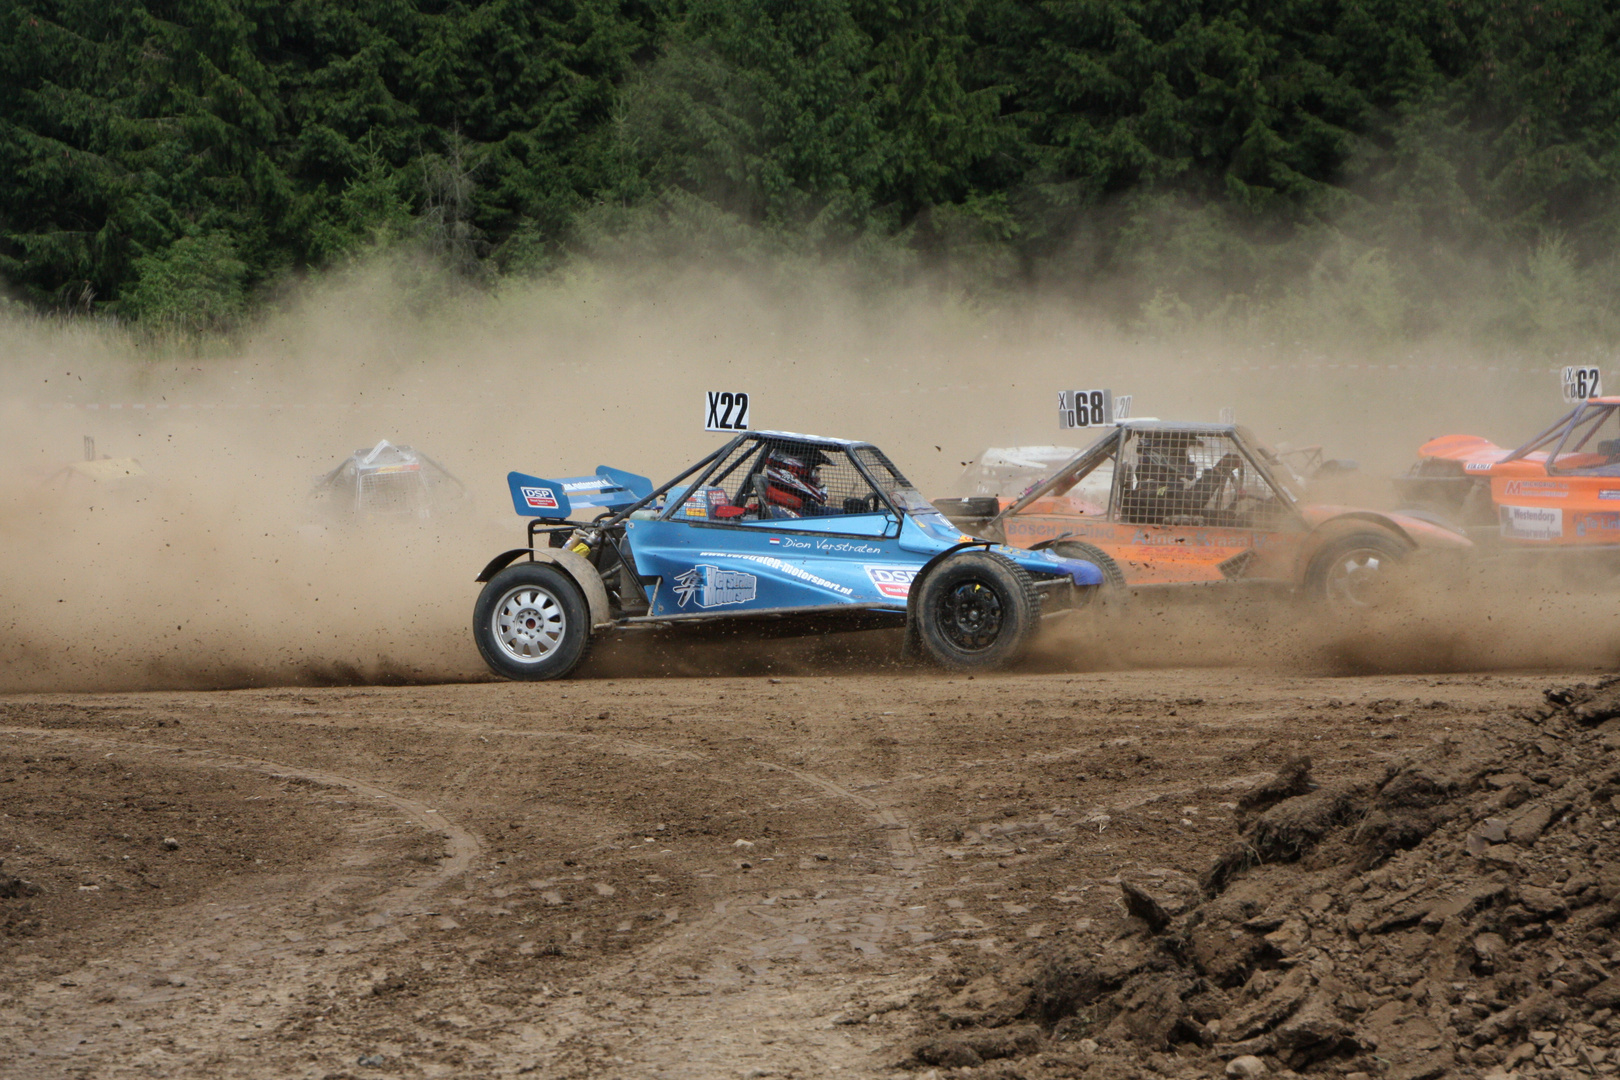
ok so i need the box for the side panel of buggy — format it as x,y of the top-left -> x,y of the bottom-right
624,513 -> 916,617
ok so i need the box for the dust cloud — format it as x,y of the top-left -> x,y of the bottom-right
0,258 -> 1609,692
1031,568 -> 1620,677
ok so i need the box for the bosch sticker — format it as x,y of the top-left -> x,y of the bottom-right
864,565 -> 918,599
1602,490 -> 1620,501
521,486 -> 559,510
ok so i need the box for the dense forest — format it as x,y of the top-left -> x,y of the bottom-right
1,0 -> 1617,340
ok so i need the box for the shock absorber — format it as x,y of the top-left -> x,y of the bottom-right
567,527 -> 597,557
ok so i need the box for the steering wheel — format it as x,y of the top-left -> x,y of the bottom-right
842,493 -> 884,515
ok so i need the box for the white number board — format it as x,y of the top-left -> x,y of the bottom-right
705,391 -> 751,432
1059,389 -> 1114,429
1563,366 -> 1602,403
1113,394 -> 1132,421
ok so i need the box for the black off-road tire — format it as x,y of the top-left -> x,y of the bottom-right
473,562 -> 592,680
1304,531 -> 1410,613
1049,540 -> 1127,587
1048,540 -> 1129,615
912,551 -> 1040,670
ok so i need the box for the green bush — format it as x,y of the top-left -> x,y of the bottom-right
119,232 -> 247,335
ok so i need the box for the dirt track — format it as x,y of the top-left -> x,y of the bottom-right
0,667 -> 1586,1079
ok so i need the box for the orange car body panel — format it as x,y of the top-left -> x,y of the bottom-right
1298,506 -> 1473,550
1485,472 -> 1620,546
1001,504 -> 1467,586
987,423 -> 1474,588
1000,508 -> 1306,585
1414,398 -> 1620,546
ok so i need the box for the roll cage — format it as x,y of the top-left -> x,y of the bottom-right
1503,399 -> 1620,474
518,431 -> 917,552
651,432 -> 911,529
988,422 -> 1306,533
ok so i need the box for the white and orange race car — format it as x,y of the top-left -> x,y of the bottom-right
1396,397 -> 1620,554
934,420 -> 1471,612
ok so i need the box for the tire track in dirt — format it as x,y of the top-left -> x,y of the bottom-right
501,758 -> 938,1079
0,726 -> 480,905
438,720 -> 708,763
0,727 -> 482,1078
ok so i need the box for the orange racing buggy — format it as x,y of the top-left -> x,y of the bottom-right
1396,397 -> 1620,557
934,421 -> 1472,611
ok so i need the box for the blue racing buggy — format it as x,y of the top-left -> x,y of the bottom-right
472,431 -> 1109,679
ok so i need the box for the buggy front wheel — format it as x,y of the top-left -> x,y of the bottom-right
473,563 -> 592,680
912,551 -> 1040,671
1049,540 -> 1128,615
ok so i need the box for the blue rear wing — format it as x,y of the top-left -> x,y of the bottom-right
507,466 -> 653,519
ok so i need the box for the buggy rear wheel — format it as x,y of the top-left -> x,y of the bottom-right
912,551 -> 1039,670
1306,532 -> 1409,613
473,563 -> 592,680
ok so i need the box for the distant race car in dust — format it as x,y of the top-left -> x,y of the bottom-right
1396,396 -> 1620,562
953,445 -> 1081,498
36,437 -> 150,494
471,431 -> 1108,680
309,440 -> 468,519
932,420 -> 1471,612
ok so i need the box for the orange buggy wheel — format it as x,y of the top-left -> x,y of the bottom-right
1305,532 -> 1410,612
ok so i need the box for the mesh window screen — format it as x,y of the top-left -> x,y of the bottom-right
849,446 -> 914,493
1118,432 -> 1284,527
358,470 -> 426,516
678,438 -> 887,521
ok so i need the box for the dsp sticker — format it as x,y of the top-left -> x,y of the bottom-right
865,565 -> 918,599
521,486 -> 559,510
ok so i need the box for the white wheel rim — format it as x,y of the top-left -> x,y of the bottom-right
493,585 -> 567,663
1326,550 -> 1386,609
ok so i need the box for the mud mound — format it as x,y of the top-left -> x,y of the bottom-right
904,677 -> 1620,1079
